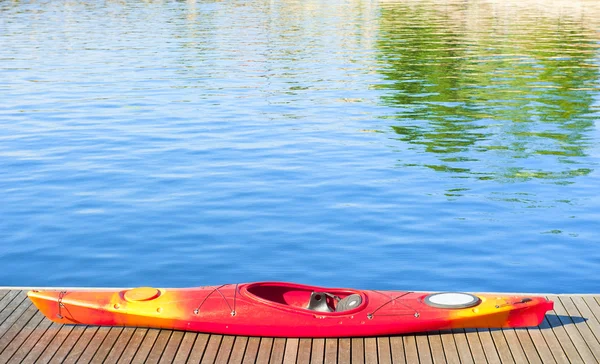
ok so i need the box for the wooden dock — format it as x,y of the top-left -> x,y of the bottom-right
0,289 -> 599,363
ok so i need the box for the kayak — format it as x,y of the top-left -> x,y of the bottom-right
28,281 -> 553,337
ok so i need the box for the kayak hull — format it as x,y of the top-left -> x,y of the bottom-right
28,282 -> 553,337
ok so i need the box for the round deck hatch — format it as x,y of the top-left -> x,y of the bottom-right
424,292 -> 481,309
124,287 -> 161,302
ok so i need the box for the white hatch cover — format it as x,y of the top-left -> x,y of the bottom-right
424,292 -> 481,309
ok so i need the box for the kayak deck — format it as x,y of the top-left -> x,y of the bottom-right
0,288 -> 598,363
26,282 -> 553,337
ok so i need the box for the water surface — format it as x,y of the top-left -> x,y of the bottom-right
1,0 -> 599,293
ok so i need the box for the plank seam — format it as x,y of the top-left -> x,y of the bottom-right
200,334 -> 222,363
122,328 -> 150,363
153,329 -> 174,364
543,296 -> 572,363
449,330 -> 468,364
583,297 -> 600,323
49,324 -> 88,362
134,329 -> 160,363
281,338 -> 289,364
540,317 -> 567,364
229,336 -> 240,363
66,326 -> 99,363
0,292 -> 22,316
159,330 -> 185,364
182,333 -> 201,363
385,337 -> 392,364
461,329 -> 476,364
548,296 -> 585,363
375,337 -> 380,364
14,316 -> 55,363
436,332 -> 449,364
0,300 -> 35,354
571,296 -> 600,345
260,337 -> 273,363
83,326 -> 117,363
489,329 -> 504,363
1,310 -> 45,362
238,335 -> 250,363
0,293 -> 28,330
424,334 -> 433,364
109,327 -> 137,363
44,324 -> 75,363
93,327 -> 123,363
498,329 -> 517,363
556,296 -> 595,362
524,326 -> 544,363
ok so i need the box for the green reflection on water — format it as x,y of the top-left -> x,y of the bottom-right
376,0 -> 599,181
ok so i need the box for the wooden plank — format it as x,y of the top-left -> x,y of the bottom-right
377,337 -> 391,364
403,336 -> 418,363
488,329 -> 515,364
172,332 -> 198,363
464,328 -> 487,363
214,335 -> 235,363
269,337 -> 286,364
389,336 -> 406,364
255,337 -> 273,363
545,303 -> 584,363
439,330 -> 461,364
241,336 -> 260,364
228,336 -> 249,364
0,310 -> 45,362
61,326 -> 99,363
311,338 -> 325,364
364,337 -> 378,364
428,332 -> 446,364
501,329 -> 527,363
351,337 -> 364,364
477,329 -> 501,364
0,291 -> 21,315
550,295 -> 596,363
131,328 -> 160,363
324,338 -> 337,364
450,329 -> 474,364
559,296 -> 600,358
38,324 -> 77,363
90,327 -> 124,363
115,328 -> 149,364
296,338 -> 312,364
537,316 -> 570,364
75,326 -> 112,363
102,327 -> 136,363
200,334 -> 222,363
0,302 -> 39,356
282,338 -> 298,364
146,329 -> 173,364
0,294 -> 30,339
415,334 -> 433,364
0,291 -> 10,302
8,315 -> 54,363
527,324 -> 557,364
185,333 -> 210,363
45,325 -> 90,363
158,330 -> 184,364
575,296 -> 600,341
338,338 -> 351,363
514,327 -> 542,364
583,296 -> 600,323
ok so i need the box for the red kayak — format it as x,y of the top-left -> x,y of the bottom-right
28,281 -> 553,337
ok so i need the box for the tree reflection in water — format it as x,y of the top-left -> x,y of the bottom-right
376,0 -> 599,182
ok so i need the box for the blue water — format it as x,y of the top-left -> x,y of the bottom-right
1,0 -> 599,293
